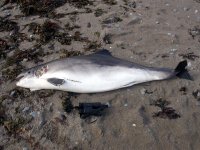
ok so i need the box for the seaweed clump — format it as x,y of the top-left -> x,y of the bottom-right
103,0 -> 117,5
61,92 -> 79,113
66,0 -> 93,8
0,17 -> 19,32
0,38 -> 9,59
188,26 -> 200,40
94,8 -> 106,17
179,52 -> 199,61
150,98 -> 180,119
2,65 -> 24,81
4,48 -> 44,67
60,49 -> 82,58
28,21 -> 59,43
193,89 -> 200,101
8,0 -> 67,17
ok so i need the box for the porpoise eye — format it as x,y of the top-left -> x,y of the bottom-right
28,71 -> 31,74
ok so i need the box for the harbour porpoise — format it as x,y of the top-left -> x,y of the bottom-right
16,49 -> 192,93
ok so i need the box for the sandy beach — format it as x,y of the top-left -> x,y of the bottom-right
0,0 -> 200,149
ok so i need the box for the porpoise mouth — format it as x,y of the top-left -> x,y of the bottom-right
16,74 -> 24,82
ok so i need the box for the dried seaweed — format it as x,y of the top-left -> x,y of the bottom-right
103,0 -> 117,5
59,49 -> 82,58
39,21 -> 59,43
55,33 -> 72,45
62,92 -> 79,113
193,89 -> 200,101
37,90 -> 55,98
150,98 -> 180,119
3,117 -> 28,136
64,23 -> 80,31
94,8 -> 105,17
4,47 -> 44,68
2,65 -> 24,81
179,52 -> 199,61
103,34 -> 112,44
0,38 -> 9,59
102,16 -> 122,24
123,0 -> 136,8
188,26 -> 200,39
0,17 -> 19,32
84,41 -> 101,51
11,0 -> 67,16
66,0 -> 93,8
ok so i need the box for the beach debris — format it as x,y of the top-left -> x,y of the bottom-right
179,52 -> 199,61
62,93 -> 109,118
74,103 -> 109,119
150,98 -> 180,119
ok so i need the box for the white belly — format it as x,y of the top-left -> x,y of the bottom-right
45,67 -> 154,93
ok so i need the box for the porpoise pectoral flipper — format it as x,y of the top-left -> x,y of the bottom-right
47,78 -> 65,86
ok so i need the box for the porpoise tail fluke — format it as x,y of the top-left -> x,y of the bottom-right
175,60 -> 193,80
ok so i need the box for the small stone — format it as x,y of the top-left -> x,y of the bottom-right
29,35 -> 34,38
22,107 -> 30,112
127,15 -> 142,25
132,123 -> 136,127
22,147 -> 28,150
30,111 -> 36,118
10,90 -> 16,97
195,10 -> 198,14
187,61 -> 191,67
183,7 -> 189,11
23,58 -> 28,62
124,103 -> 128,107
156,21 -> 159,24
140,88 -> 147,95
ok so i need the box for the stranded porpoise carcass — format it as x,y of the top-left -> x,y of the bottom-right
16,49 -> 192,93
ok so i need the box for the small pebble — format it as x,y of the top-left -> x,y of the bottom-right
10,90 -> 16,97
187,61 -> 191,67
124,103 -> 128,107
132,123 -> 136,127
183,7 -> 189,11
22,107 -> 30,112
195,10 -> 198,14
140,88 -> 147,95
29,35 -> 34,38
29,111 -> 36,118
156,21 -> 159,24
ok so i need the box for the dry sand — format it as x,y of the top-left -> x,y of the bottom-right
0,0 -> 200,150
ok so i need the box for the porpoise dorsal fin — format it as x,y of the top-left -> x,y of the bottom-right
94,49 -> 112,56
47,78 -> 65,86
